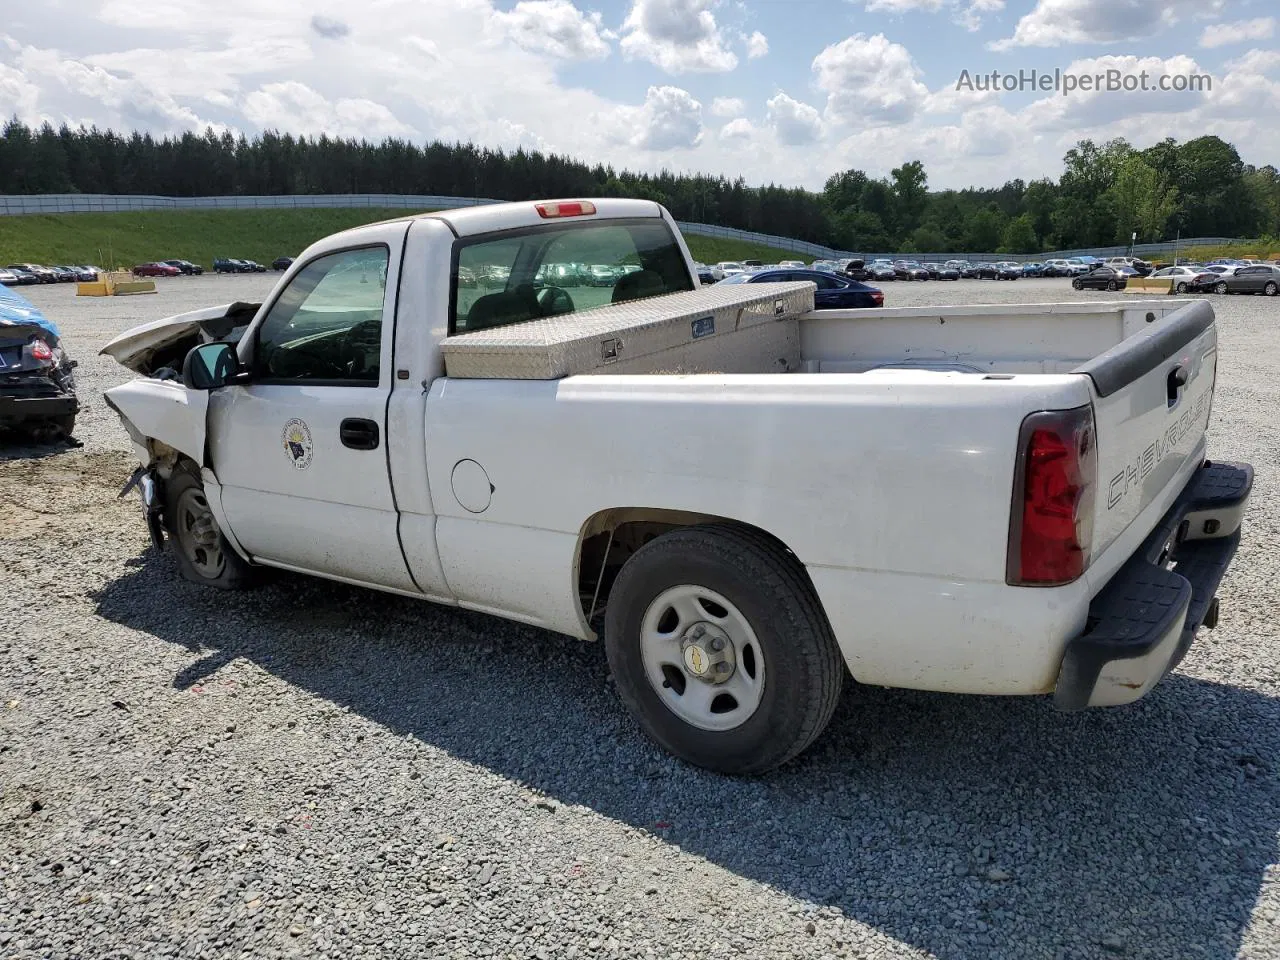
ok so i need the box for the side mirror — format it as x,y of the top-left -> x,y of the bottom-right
182,342 -> 241,390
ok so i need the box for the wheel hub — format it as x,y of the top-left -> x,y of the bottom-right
680,622 -> 735,684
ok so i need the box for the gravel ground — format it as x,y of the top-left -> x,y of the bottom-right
2,275 -> 1279,960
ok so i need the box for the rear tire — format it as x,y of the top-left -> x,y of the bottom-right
1215,281 -> 1229,295
1265,281 -> 1278,297
1176,282 -> 1189,294
164,462 -> 255,590
603,523 -> 844,775
1072,279 -> 1083,290
1106,280 -> 1118,291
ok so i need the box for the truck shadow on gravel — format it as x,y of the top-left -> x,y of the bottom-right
94,552 -> 1280,960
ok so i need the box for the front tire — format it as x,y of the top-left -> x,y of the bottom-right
1176,282 -> 1189,294
1215,281 -> 1229,295
604,524 -> 844,775
1072,279 -> 1083,290
164,463 -> 255,590
1106,280 -> 1118,291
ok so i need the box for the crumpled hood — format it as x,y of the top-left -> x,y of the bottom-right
100,301 -> 259,374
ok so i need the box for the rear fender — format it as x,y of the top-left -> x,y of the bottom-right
104,378 -> 208,469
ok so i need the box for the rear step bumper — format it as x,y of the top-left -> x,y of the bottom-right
1054,460 -> 1253,711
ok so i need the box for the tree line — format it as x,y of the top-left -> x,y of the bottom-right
1,120 -> 1277,253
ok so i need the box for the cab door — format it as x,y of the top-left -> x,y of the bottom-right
207,237 -> 418,592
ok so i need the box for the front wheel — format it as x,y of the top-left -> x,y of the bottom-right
604,524 -> 844,775
1215,281 -> 1229,295
1176,282 -> 1189,293
164,463 -> 255,589
1106,280 -> 1118,291
1072,279 -> 1083,290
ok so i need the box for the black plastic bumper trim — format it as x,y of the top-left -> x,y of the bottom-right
1054,460 -> 1252,711
0,394 -> 79,422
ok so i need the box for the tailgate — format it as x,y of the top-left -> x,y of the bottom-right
1077,300 -> 1217,563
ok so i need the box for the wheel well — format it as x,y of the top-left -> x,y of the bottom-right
575,508 -> 798,631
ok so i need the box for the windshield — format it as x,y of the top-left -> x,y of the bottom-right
453,219 -> 693,334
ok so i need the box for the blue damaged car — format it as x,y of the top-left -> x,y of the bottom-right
0,284 -> 79,440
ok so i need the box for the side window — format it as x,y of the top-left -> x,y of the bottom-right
254,247 -> 389,384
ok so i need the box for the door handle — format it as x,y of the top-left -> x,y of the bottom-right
340,418 -> 380,450
1167,366 -> 1188,407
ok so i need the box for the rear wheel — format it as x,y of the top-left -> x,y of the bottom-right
1106,280 -> 1118,291
165,463 -> 255,589
1215,281 -> 1229,295
603,523 -> 844,775
1176,282 -> 1189,293
1072,279 -> 1083,290
1265,281 -> 1278,297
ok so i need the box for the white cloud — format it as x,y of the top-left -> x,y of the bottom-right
718,117 -> 756,141
242,81 -> 415,139
864,0 -> 945,11
619,0 -> 737,74
489,0 -> 613,60
1225,48 -> 1280,76
745,30 -> 768,59
766,92 -> 822,145
607,85 -> 704,150
710,96 -> 745,117
1022,54 -> 1212,132
813,34 -> 928,126
1201,17 -> 1274,49
992,0 -> 1209,49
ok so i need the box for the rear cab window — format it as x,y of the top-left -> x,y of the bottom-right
451,219 -> 694,334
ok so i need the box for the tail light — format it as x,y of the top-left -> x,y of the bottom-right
870,290 -> 884,306
1007,405 -> 1097,586
29,339 -> 55,364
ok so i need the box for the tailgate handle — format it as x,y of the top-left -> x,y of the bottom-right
340,418 -> 380,450
1167,366 -> 1188,406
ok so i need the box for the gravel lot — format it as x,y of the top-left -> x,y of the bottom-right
3,275 -> 1279,960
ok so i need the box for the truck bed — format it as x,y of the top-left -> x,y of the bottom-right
441,285 -> 1206,383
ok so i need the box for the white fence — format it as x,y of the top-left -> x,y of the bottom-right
0,192 -> 1246,261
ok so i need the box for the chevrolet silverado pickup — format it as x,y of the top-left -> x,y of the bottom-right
100,198 -> 1252,774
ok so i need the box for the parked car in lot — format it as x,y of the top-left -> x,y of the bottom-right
691,262 -> 715,285
1021,262 -> 1045,277
47,265 -> 78,282
934,264 -> 960,280
711,261 -> 746,281
272,257 -> 295,271
96,196 -> 1252,775
1149,265 -> 1216,294
1073,266 -> 1128,291
133,262 -> 182,278
842,259 -> 871,282
1,282 -> 79,439
778,260 -> 806,269
0,268 -> 20,286
994,262 -> 1022,280
1104,256 -> 1153,276
164,259 -> 204,275
214,258 -> 246,274
717,267 -> 884,309
867,260 -> 897,281
1205,264 -> 1280,296
6,263 -> 56,284
67,266 -> 99,282
240,260 -> 268,273
893,260 -> 930,281
1040,259 -> 1072,278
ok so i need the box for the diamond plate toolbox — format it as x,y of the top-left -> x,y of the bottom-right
440,281 -> 816,379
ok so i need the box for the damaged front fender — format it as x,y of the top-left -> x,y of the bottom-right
104,378 -> 208,469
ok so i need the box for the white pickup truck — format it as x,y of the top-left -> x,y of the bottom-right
101,198 -> 1252,775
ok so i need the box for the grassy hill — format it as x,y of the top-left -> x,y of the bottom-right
0,208 -> 800,271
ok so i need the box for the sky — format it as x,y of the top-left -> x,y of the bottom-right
0,0 -> 1277,191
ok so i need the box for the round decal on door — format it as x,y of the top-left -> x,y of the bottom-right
282,419 -> 314,470
451,459 -> 493,513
